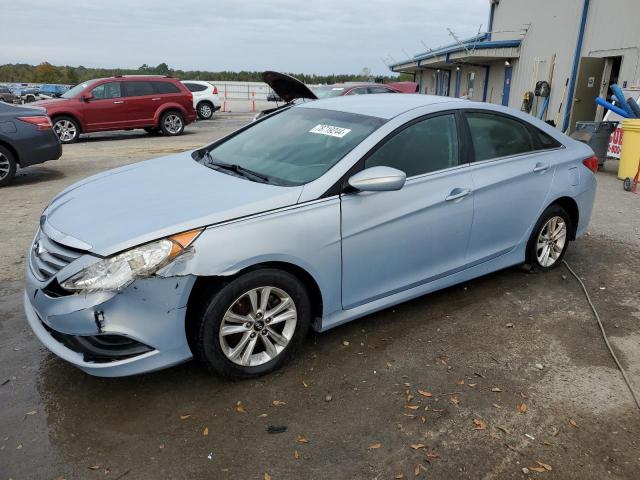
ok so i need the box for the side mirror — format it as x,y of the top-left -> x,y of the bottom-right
82,93 -> 94,102
348,166 -> 406,192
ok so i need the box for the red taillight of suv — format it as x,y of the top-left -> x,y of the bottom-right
17,116 -> 53,131
582,155 -> 599,173
213,86 -> 219,95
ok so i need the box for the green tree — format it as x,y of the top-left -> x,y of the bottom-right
34,62 -> 57,83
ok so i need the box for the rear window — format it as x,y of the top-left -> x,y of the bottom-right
183,82 -> 208,92
152,81 -> 181,94
123,81 -> 154,97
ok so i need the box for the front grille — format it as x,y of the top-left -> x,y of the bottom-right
30,229 -> 83,281
41,321 -> 153,363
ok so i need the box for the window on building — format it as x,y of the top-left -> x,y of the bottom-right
467,72 -> 475,97
465,112 -> 537,161
365,114 -> 459,177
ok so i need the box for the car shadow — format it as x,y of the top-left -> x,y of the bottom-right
78,130 -> 197,144
7,166 -> 65,187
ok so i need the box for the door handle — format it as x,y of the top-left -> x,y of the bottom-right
151,97 -> 161,101
113,100 -> 124,104
445,188 -> 472,201
533,162 -> 549,173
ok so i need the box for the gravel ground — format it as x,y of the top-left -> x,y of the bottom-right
1,116 -> 639,479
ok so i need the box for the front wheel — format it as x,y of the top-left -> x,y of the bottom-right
526,205 -> 572,271
52,116 -> 80,144
194,269 -> 311,379
159,111 -> 185,136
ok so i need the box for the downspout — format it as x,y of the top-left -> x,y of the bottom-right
488,2 -> 496,40
482,65 -> 490,102
563,0 -> 591,131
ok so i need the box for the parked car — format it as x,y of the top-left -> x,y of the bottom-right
32,76 -> 196,144
24,94 -> 597,378
0,102 -> 61,186
181,81 -> 221,120
311,82 -> 401,98
0,85 -> 19,104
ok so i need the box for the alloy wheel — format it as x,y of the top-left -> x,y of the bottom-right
536,216 -> 567,267
199,104 -> 212,119
163,114 -> 183,134
53,119 -> 77,142
219,286 -> 297,367
0,152 -> 10,180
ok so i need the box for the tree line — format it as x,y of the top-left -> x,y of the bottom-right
0,62 -> 411,85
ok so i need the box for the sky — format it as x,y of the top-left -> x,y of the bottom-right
2,0 -> 489,76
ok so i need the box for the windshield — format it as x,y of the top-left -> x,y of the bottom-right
200,107 -> 385,185
312,86 -> 346,99
61,79 -> 99,98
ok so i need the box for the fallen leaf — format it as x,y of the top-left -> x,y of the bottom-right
386,362 -> 393,368
297,435 -> 309,444
420,416 -> 427,423
473,418 -> 487,430
536,461 -> 552,471
414,464 -> 421,476
426,451 -> 439,459
159,444 -> 165,449
492,403 -> 502,409
368,442 -> 382,449
520,391 -> 529,399
180,414 -> 191,420
264,473 -> 272,480
456,379 -> 465,385
302,380 -> 309,388
202,427 -> 209,436
417,390 -> 433,397
468,383 -> 477,388
342,340 -> 350,346
496,426 -> 509,434
25,410 -> 37,416
88,465 -> 100,470
395,474 -> 404,479
294,450 -> 300,459
529,466 -> 546,473
403,414 -> 415,418
258,413 -> 268,418
272,400 -> 286,407
569,419 -> 579,428
491,387 -> 502,392
406,394 -> 414,402
235,402 -> 246,414
406,405 -> 420,410
450,395 -> 460,406
517,403 -> 528,413
410,443 -> 426,450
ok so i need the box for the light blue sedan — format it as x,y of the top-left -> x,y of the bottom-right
24,94 -> 597,378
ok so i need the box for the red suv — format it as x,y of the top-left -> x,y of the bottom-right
33,76 -> 197,143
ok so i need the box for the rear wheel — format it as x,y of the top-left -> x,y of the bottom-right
194,269 -> 311,379
197,102 -> 214,120
526,205 -> 572,271
0,146 -> 17,187
52,116 -> 80,143
160,111 -> 185,136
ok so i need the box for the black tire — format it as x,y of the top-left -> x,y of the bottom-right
194,269 -> 311,379
623,177 -> 632,191
159,110 -> 185,136
144,127 -> 160,135
0,145 -> 17,187
197,101 -> 214,120
526,204 -> 572,271
52,116 -> 80,144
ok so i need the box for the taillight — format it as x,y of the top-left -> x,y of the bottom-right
17,116 -> 53,131
212,86 -> 218,95
582,155 -> 599,173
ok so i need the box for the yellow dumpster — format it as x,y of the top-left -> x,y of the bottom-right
618,119 -> 640,179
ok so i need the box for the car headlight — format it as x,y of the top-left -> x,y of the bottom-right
60,228 -> 203,293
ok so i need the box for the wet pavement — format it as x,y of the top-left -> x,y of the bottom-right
1,117 -> 639,479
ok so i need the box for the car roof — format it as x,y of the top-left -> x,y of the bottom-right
181,80 -> 211,85
297,93 -> 464,119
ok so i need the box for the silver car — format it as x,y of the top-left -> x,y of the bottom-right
24,94 -> 597,378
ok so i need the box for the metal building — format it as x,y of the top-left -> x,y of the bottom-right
390,0 -> 640,131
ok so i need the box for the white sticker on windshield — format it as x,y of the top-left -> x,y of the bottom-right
309,124 -> 352,138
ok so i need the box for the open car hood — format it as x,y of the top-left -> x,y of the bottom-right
262,71 -> 317,103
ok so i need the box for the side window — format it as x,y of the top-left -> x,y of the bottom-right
123,81 -> 154,97
533,128 -> 563,150
91,82 -> 122,100
346,87 -> 367,95
183,82 -> 206,92
368,86 -> 396,94
152,81 -> 180,94
365,114 -> 460,177
465,112 -> 536,161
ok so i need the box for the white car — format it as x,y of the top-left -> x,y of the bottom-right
181,80 -> 221,120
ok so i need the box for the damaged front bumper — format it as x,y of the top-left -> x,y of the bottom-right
24,265 -> 197,377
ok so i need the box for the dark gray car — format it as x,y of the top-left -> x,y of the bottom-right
0,85 -> 19,104
0,102 -> 62,186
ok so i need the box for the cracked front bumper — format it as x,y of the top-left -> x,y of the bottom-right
24,269 -> 197,377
